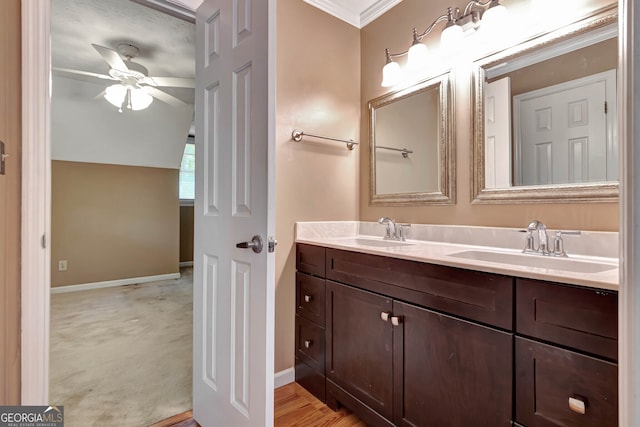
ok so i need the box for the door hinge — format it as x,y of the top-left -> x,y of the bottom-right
41,234 -> 46,249
604,101 -> 608,114
268,236 -> 278,253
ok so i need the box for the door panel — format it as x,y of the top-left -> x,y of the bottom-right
394,302 -> 513,427
514,70 -> 615,185
193,0 -> 274,426
484,76 -> 512,188
325,281 -> 394,421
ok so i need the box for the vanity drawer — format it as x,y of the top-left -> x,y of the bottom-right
515,337 -> 618,427
516,278 -> 617,360
296,244 -> 326,277
326,248 -> 514,330
295,315 -> 325,372
296,272 -> 325,326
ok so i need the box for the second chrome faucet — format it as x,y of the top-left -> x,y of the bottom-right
522,220 -> 581,257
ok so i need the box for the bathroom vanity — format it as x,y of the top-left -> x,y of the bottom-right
294,222 -> 618,427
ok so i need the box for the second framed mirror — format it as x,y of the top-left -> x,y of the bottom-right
471,5 -> 618,203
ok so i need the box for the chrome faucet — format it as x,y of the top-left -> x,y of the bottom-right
522,220 -> 581,256
378,217 -> 411,241
379,217 -> 397,240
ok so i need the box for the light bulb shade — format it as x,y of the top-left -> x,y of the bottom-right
481,3 -> 508,30
104,84 -> 153,111
407,42 -> 429,70
381,61 -> 401,87
129,88 -> 153,110
104,84 -> 127,108
440,24 -> 464,52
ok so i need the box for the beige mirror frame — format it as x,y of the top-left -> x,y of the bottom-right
471,5 -> 618,204
369,72 -> 455,206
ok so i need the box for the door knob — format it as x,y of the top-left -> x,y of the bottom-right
236,235 -> 264,253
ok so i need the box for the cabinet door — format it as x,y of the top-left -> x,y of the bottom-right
326,281 -> 394,421
393,301 -> 513,427
516,337 -> 618,427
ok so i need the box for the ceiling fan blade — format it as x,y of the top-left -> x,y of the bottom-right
143,76 -> 195,88
93,90 -> 106,101
147,87 -> 189,108
92,43 -> 128,71
52,67 -> 116,81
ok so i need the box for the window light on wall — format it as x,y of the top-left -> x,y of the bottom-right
381,0 -> 508,87
179,137 -> 195,200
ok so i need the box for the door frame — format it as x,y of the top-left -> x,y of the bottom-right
20,1 -> 639,425
20,0 -> 203,404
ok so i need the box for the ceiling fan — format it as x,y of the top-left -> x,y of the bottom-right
53,42 -> 194,112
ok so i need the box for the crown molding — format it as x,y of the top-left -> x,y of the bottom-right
303,0 -> 401,29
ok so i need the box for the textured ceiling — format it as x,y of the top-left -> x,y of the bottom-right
51,0 -> 195,104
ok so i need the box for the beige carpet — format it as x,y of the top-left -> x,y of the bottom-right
50,268 -> 193,427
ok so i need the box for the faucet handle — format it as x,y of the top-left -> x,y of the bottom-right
522,229 -> 536,253
553,230 -> 581,257
397,223 -> 411,241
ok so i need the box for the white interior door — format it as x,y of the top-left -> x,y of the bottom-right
484,76 -> 512,189
193,0 -> 275,426
514,70 -> 616,186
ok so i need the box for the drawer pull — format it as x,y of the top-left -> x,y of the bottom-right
381,312 -> 391,322
304,294 -> 312,303
304,340 -> 312,348
391,316 -> 403,326
568,396 -> 587,415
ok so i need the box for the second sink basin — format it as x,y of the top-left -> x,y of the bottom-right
337,237 -> 414,248
449,250 -> 617,273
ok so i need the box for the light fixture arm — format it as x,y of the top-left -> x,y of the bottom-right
415,10 -> 451,41
463,0 -> 497,16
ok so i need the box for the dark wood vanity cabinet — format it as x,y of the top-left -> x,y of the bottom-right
515,278 -> 618,427
294,244 -> 618,427
294,244 -> 327,402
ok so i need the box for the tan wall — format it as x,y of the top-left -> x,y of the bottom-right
51,161 -> 180,287
179,205 -> 194,263
275,0 -> 360,372
359,0 -> 619,232
0,0 -> 21,404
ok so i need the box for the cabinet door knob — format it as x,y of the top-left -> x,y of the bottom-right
391,316 -> 403,326
304,340 -> 312,348
568,396 -> 587,415
304,294 -> 312,303
380,312 -> 391,322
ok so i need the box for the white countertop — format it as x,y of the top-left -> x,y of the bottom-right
295,222 -> 619,291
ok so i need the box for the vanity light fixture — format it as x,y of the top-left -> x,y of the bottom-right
381,0 -> 508,87
104,83 -> 153,113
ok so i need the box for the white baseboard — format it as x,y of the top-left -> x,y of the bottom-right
274,367 -> 295,389
179,261 -> 193,267
50,272 -> 182,294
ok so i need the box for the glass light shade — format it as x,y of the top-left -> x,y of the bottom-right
104,84 -> 127,108
381,61 -> 401,87
407,42 -> 428,70
481,4 -> 508,30
129,88 -> 153,110
440,24 -> 464,52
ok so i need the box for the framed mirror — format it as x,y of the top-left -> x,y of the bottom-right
369,72 -> 455,206
471,6 -> 618,203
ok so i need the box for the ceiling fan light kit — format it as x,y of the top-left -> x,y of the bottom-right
53,42 -> 195,112
105,83 -> 153,112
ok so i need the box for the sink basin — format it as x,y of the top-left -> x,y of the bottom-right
337,237 -> 414,248
449,250 -> 617,273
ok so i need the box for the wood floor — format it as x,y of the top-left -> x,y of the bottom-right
148,382 -> 366,427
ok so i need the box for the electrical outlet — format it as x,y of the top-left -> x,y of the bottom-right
58,260 -> 67,271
